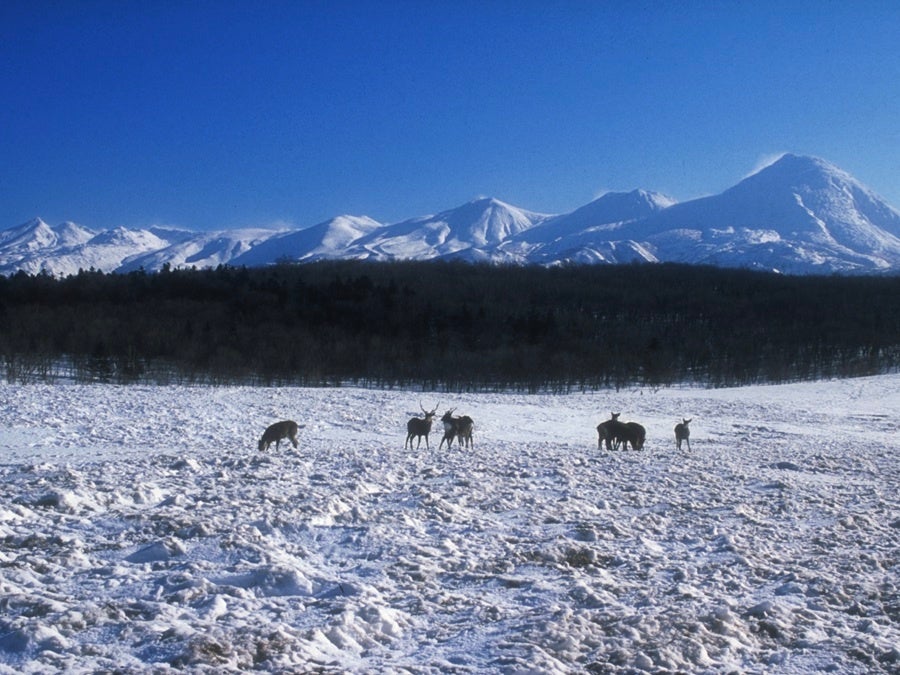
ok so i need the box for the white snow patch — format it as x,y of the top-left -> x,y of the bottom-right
0,376 -> 898,672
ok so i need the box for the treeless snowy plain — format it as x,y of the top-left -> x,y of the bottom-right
1,375 -> 898,673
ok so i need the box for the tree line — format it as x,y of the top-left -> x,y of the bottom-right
1,261 -> 898,391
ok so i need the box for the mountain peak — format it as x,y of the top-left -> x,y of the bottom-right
12,217 -> 52,235
0,217 -> 56,249
450,197 -> 523,220
616,153 -> 900,272
742,153 -> 852,188
607,188 -> 677,211
433,197 -> 546,246
772,152 -> 835,169
512,188 -> 675,247
24,217 -> 50,229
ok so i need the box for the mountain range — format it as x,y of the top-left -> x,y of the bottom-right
3,154 -> 900,276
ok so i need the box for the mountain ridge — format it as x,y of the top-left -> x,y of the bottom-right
3,154 -> 900,275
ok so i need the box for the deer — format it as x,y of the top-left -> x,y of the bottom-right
454,415 -> 474,449
439,408 -> 476,450
439,409 -> 458,449
619,421 -> 646,451
596,413 -> 624,451
405,402 -> 438,449
674,418 -> 692,451
258,420 -> 303,452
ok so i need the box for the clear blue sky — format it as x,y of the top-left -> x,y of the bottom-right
2,1 -> 899,231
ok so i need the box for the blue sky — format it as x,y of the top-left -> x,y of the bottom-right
2,1 -> 899,231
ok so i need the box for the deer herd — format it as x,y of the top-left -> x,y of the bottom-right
258,404 -> 693,454
401,404 -> 475,450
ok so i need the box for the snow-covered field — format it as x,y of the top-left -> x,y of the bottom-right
1,375 -> 898,673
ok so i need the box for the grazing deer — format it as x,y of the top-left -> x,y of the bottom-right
258,420 -> 303,452
596,413 -> 623,451
618,421 -> 646,451
454,415 -> 474,449
674,418 -> 691,451
405,403 -> 438,449
439,409 -> 476,450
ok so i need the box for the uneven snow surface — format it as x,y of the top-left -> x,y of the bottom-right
1,377 -> 898,673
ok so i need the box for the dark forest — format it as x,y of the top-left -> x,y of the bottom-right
1,261 -> 898,391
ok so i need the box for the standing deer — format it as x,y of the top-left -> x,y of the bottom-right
405,403 -> 438,449
440,409 -> 475,450
439,409 -> 459,449
596,413 -> 623,451
258,420 -> 303,452
674,418 -> 691,451
618,421 -> 646,451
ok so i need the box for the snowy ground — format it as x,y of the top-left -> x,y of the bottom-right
1,375 -> 898,673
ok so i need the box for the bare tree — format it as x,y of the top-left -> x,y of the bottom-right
674,418 -> 691,451
258,420 -> 303,452
405,402 -> 438,449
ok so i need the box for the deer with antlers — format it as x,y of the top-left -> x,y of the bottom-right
405,403 -> 438,449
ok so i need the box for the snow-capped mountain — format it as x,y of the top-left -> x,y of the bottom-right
118,228 -> 284,273
0,218 -> 96,274
229,215 -> 384,266
342,198 -> 552,261
497,189 -> 676,264
617,154 -> 900,273
0,219 -> 285,276
3,154 -> 900,275
0,218 -> 95,251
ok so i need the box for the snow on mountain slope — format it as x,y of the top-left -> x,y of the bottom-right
345,198 -> 551,260
118,228 -> 285,272
0,219 -> 97,274
737,154 -> 900,240
500,189 -> 675,263
2,155 -> 900,274
521,190 -> 675,243
619,154 -> 900,273
51,220 -> 97,248
45,227 -> 176,276
229,216 -> 384,266
0,218 -> 92,250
